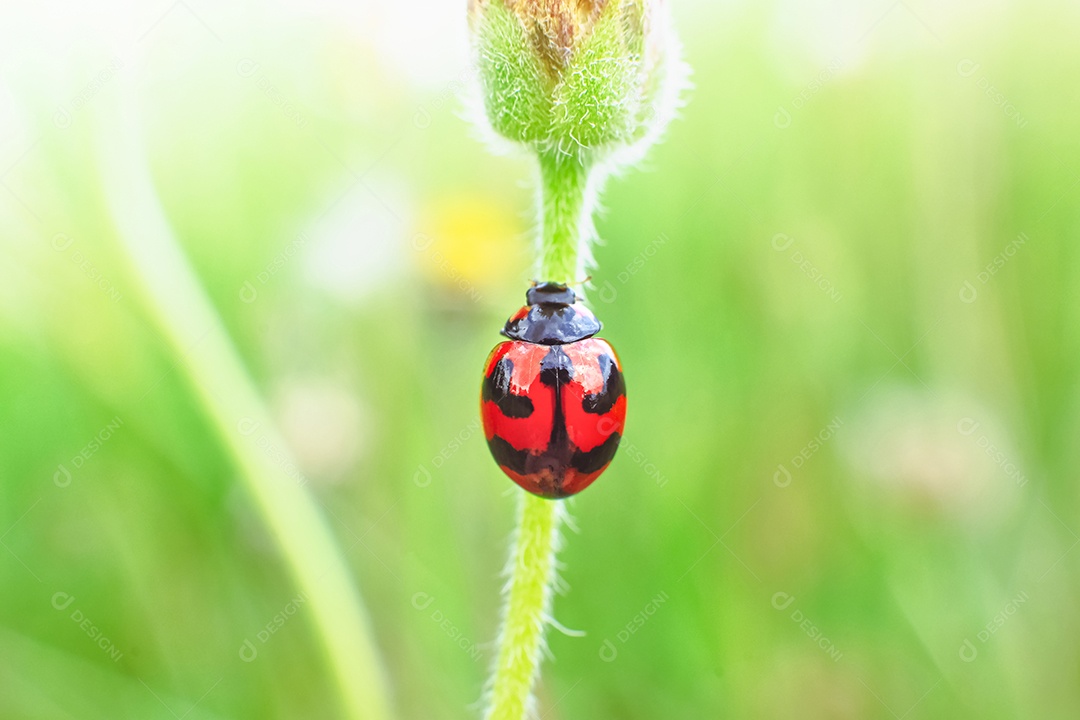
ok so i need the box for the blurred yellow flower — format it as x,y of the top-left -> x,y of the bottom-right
412,193 -> 527,299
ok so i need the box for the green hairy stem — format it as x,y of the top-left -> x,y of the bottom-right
484,153 -> 589,719
485,494 -> 563,720
538,152 -> 597,284
474,1 -> 687,717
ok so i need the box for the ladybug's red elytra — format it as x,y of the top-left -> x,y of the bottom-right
481,282 -> 626,499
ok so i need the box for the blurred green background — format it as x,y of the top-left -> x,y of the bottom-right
2,0 -> 1078,718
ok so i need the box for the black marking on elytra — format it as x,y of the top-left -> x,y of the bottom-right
541,348 -> 572,478
487,435 -> 531,475
582,353 -> 625,415
572,432 -> 621,474
539,346 -> 575,387
482,357 -> 534,418
489,344 -> 621,497
491,346 -> 578,496
502,283 -> 601,345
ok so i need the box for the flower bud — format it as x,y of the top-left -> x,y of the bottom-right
469,0 -> 686,163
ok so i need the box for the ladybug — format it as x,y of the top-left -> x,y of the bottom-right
480,282 -> 626,499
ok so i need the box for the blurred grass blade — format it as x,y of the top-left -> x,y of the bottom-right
91,89 -> 393,720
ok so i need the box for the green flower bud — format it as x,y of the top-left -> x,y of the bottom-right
469,0 -> 687,164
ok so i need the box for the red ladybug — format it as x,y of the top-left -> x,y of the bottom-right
480,282 -> 626,499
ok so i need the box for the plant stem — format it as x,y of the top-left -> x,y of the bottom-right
485,495 -> 564,720
485,152 -> 596,720
537,151 -> 596,284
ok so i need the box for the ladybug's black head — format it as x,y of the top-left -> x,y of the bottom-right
501,282 -> 601,345
526,282 -> 577,306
